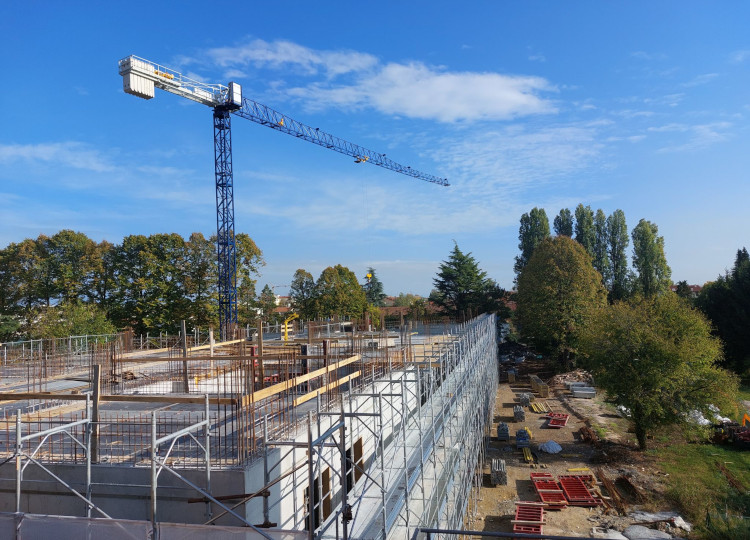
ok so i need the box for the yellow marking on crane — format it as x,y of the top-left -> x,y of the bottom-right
278,118 -> 285,126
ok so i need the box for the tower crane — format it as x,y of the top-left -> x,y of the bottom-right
118,55 -> 448,339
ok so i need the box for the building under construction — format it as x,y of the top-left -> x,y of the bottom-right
0,314 -> 498,539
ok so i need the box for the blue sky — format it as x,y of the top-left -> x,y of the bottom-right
2,2 -> 749,296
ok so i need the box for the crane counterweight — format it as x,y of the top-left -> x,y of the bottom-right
118,54 -> 447,339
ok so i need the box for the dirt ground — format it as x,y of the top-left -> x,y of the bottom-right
468,363 -> 673,537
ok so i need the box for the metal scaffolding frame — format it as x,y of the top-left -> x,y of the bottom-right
1,315 -> 497,539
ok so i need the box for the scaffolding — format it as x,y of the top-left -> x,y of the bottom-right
0,315 -> 497,539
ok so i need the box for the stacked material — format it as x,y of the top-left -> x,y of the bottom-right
497,422 -> 510,441
519,393 -> 533,407
491,458 -> 507,486
571,386 -> 596,398
516,427 -> 531,448
513,502 -> 545,535
529,375 -> 550,398
513,405 -> 526,422
507,369 -> 517,384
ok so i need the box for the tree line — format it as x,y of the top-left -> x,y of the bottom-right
0,230 -> 262,339
515,204 -> 671,300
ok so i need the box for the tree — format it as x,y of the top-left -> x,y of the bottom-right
631,219 -> 671,297
363,267 -> 386,307
574,204 -> 595,257
31,301 -> 116,339
258,285 -> 279,323
314,265 -> 367,319
433,243 -> 504,319
696,248 -> 750,376
580,294 -> 738,450
607,209 -> 630,301
592,209 -> 612,287
514,208 -> 550,277
553,208 -> 573,237
393,293 -> 420,307
515,236 -> 607,366
674,280 -> 693,300
184,233 -> 218,329
289,269 -> 316,319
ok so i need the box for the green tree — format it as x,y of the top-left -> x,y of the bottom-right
31,301 -> 116,339
674,280 -> 693,300
48,230 -> 99,304
0,315 -> 20,341
314,265 -> 367,319
290,269 -> 317,319
696,248 -> 750,376
258,284 -> 279,323
515,236 -> 607,366
580,294 -> 738,450
433,243 -> 504,319
184,233 -> 218,328
363,267 -> 386,307
553,208 -> 573,237
592,209 -> 611,286
631,219 -> 671,297
514,208 -> 550,277
393,293 -> 420,307
607,209 -> 630,301
574,204 -> 595,257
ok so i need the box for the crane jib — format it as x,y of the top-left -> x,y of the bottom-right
119,54 -> 448,338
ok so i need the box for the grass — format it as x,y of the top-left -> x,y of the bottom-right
652,439 -> 750,537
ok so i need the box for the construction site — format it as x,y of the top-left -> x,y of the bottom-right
0,314 -> 498,539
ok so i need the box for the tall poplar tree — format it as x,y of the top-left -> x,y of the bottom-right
607,209 -> 630,301
631,219 -> 671,297
514,207 -> 550,278
553,208 -> 573,237
574,204 -> 595,257
592,209 -> 611,286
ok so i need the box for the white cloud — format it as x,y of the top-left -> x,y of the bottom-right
730,50 -> 750,63
681,73 -> 718,87
0,142 -> 114,172
188,39 -> 558,123
288,62 -> 557,122
648,122 -> 731,152
199,39 -> 378,78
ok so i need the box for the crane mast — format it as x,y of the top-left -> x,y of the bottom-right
118,55 -> 448,339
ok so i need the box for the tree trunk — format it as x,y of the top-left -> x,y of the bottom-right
634,420 -> 648,450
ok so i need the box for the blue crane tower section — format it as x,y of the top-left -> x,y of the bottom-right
118,55 -> 448,339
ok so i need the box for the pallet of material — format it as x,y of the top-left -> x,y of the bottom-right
571,387 -> 596,398
497,421 -> 510,441
518,392 -> 533,407
491,458 -> 507,486
516,427 -> 531,448
508,369 -> 516,384
513,503 -> 545,534
513,405 -> 526,422
545,412 -> 570,428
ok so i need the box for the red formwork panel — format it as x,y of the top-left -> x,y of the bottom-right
529,472 -> 555,480
532,480 -> 560,491
558,473 -> 596,488
559,476 -> 598,506
513,503 -> 545,534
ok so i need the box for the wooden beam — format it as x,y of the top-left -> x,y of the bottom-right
241,354 -> 361,407
293,372 -> 360,407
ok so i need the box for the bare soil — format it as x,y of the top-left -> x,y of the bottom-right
468,364 -> 674,538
